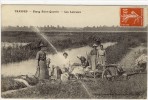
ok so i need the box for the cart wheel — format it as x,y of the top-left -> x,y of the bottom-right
102,69 -> 112,81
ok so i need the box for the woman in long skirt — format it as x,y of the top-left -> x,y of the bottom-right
35,43 -> 49,80
89,44 -> 98,70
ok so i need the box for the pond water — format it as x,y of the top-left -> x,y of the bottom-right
1,42 -> 116,76
1,42 -> 28,48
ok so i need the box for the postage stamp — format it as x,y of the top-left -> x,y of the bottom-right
120,8 -> 143,26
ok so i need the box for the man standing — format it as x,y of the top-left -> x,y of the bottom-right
35,43 -> 49,80
97,45 -> 106,68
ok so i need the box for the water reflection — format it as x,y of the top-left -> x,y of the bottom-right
1,42 -> 28,48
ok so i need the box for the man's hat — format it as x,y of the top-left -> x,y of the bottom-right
93,43 -> 98,47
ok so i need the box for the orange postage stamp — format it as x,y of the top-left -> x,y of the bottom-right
120,8 -> 143,26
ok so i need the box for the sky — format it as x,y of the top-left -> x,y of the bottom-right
2,5 -> 148,27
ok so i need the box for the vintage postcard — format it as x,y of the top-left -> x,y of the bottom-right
1,5 -> 148,99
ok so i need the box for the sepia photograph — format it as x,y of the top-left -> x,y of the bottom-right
1,5 -> 148,99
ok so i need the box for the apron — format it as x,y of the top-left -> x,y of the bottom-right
35,50 -> 49,80
90,55 -> 97,70
89,49 -> 98,70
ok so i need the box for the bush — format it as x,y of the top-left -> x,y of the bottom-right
106,42 -> 129,64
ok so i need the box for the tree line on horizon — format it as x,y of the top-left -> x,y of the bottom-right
2,25 -> 147,32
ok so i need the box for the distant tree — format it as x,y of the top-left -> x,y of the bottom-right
57,25 -> 60,28
93,26 -> 96,28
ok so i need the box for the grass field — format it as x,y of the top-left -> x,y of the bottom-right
84,73 -> 147,99
2,80 -> 90,98
2,73 -> 146,99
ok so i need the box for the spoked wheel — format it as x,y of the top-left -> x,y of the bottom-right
102,68 -> 112,81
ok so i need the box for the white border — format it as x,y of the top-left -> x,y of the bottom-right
0,0 -> 148,5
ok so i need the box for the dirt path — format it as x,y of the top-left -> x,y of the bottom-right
118,46 -> 146,69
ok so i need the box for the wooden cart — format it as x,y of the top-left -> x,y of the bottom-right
86,64 -> 127,80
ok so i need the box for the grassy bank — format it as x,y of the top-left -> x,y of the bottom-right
2,80 -> 90,98
1,76 -> 27,92
1,76 -> 39,92
2,73 -> 147,98
106,34 -> 147,64
83,73 -> 147,99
